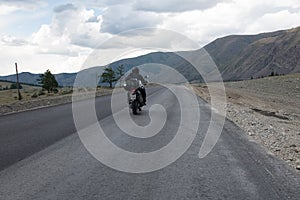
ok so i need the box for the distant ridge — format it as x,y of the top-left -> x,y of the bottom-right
0,72 -> 76,87
1,26 -> 299,85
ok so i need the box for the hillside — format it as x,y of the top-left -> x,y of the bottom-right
0,26 -> 299,84
205,27 -> 300,80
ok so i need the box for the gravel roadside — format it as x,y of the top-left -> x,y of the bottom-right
192,74 -> 300,171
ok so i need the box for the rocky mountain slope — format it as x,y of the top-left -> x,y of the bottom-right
205,27 -> 300,80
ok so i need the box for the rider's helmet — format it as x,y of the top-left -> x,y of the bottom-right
132,67 -> 139,73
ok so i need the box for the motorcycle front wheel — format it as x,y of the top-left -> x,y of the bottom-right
132,100 -> 138,115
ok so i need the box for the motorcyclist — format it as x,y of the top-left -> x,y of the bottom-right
125,67 -> 147,105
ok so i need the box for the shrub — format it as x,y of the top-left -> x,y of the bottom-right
31,93 -> 38,98
10,83 -> 22,89
53,88 -> 59,93
38,90 -> 46,96
61,89 -> 73,95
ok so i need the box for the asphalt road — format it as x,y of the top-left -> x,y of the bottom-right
0,86 -> 299,200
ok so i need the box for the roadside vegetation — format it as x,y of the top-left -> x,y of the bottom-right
38,69 -> 59,93
0,81 -> 72,104
0,67 -> 127,109
100,65 -> 124,88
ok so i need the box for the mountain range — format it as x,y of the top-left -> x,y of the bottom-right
1,26 -> 299,86
205,26 -> 300,80
0,72 -> 77,87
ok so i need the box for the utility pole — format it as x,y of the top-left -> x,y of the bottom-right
15,62 -> 22,100
96,74 -> 98,87
96,74 -> 101,88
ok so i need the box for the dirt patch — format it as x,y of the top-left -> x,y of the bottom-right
192,74 -> 300,171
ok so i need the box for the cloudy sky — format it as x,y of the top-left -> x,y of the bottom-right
0,0 -> 300,75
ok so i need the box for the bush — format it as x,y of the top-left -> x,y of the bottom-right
38,90 -> 46,96
61,89 -> 73,95
10,83 -> 22,89
269,71 -> 280,77
53,88 -> 59,93
31,93 -> 38,98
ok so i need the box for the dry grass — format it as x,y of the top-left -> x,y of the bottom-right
193,73 -> 300,115
257,36 -> 277,44
0,83 -> 114,115
0,82 -> 76,105
0,82 -> 40,105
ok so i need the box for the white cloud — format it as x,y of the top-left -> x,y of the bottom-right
0,0 -> 45,15
1,34 -> 31,46
0,5 -> 19,15
245,10 -> 300,33
100,5 -> 163,34
134,0 -> 223,13
0,3 -> 109,75
75,0 -> 128,7
32,4 -> 110,52
159,3 -> 243,46
159,0 -> 300,46
53,3 -> 77,13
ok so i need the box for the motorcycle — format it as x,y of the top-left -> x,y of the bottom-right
123,78 -> 146,115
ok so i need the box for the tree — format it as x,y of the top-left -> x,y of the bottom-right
116,64 -> 125,79
39,69 -> 59,93
101,67 -> 117,88
10,83 -> 22,89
